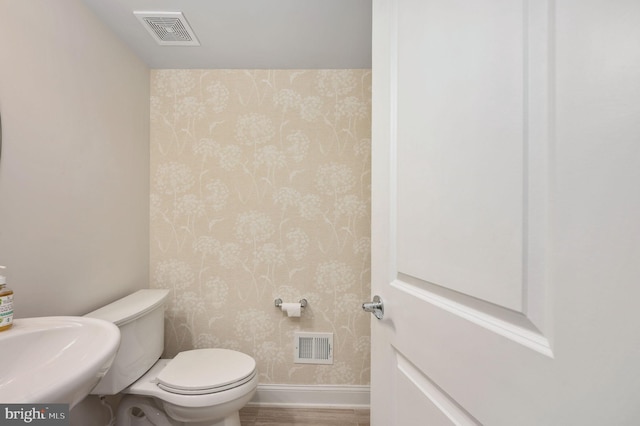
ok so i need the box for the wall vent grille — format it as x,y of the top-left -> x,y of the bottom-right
134,11 -> 200,46
294,332 -> 333,365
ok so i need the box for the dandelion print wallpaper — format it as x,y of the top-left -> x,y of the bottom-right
150,70 -> 371,385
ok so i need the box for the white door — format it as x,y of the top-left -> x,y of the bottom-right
370,0 -> 640,424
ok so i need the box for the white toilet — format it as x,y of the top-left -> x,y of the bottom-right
85,289 -> 257,426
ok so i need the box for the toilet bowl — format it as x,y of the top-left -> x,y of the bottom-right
121,351 -> 257,426
85,290 -> 257,426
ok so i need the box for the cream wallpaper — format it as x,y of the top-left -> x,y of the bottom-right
150,70 -> 371,385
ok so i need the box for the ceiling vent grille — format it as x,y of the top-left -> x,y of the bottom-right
294,332 -> 333,365
134,11 -> 200,46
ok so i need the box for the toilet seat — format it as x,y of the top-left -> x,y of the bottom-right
125,356 -> 259,411
156,349 -> 257,395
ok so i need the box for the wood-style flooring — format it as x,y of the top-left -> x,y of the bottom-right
239,407 -> 370,426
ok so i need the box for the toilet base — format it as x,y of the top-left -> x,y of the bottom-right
116,395 -> 242,426
117,396 -> 176,426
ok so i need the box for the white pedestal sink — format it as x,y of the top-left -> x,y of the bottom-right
0,316 -> 120,407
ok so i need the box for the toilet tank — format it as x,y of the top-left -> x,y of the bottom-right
85,289 -> 170,395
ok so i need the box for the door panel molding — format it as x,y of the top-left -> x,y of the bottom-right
393,0 -> 554,348
393,275 -> 553,357
395,350 -> 481,426
395,0 -> 527,311
522,0 -> 554,337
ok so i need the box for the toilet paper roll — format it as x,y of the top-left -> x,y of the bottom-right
281,302 -> 302,317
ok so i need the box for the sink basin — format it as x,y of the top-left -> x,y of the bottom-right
0,316 -> 120,407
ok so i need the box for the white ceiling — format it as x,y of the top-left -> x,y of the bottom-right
81,0 -> 372,69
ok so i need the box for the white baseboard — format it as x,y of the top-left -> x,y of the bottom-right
247,384 -> 370,409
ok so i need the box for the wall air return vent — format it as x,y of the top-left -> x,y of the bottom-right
294,332 -> 333,365
134,11 -> 200,46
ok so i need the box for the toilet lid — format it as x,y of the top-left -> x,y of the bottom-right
156,349 -> 256,395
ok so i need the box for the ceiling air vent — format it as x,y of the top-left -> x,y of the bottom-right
134,11 -> 200,46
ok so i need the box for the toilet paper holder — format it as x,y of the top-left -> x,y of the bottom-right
274,298 -> 308,309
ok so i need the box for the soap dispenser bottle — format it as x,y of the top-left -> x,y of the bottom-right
0,266 -> 13,331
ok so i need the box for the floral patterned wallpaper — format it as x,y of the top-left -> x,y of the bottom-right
150,70 -> 371,385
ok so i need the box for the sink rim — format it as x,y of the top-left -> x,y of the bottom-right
0,316 -> 120,407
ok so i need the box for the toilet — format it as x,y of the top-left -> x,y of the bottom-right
85,289 -> 257,426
